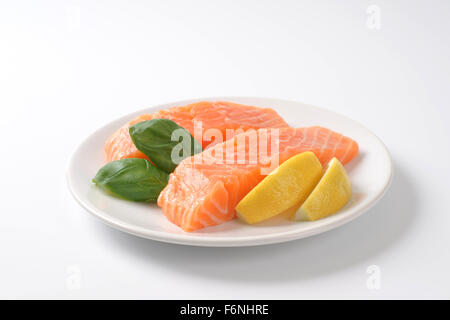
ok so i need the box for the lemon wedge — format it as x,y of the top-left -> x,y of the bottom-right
294,157 -> 351,221
236,152 -> 323,224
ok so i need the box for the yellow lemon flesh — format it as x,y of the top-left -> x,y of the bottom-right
295,157 -> 351,221
236,152 -> 323,224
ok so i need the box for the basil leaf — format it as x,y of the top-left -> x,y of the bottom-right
129,119 -> 202,173
93,158 -> 169,202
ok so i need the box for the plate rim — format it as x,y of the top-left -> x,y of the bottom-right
66,96 -> 393,247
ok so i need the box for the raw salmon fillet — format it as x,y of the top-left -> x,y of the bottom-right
158,126 -> 359,232
104,101 -> 290,162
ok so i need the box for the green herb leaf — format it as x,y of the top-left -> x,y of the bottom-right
93,158 -> 169,202
129,119 -> 202,173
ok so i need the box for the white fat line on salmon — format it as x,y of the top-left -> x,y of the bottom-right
179,304 -> 215,317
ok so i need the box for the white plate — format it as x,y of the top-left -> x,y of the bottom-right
67,97 -> 392,247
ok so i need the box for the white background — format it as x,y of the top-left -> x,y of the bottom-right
1,0 -> 449,299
